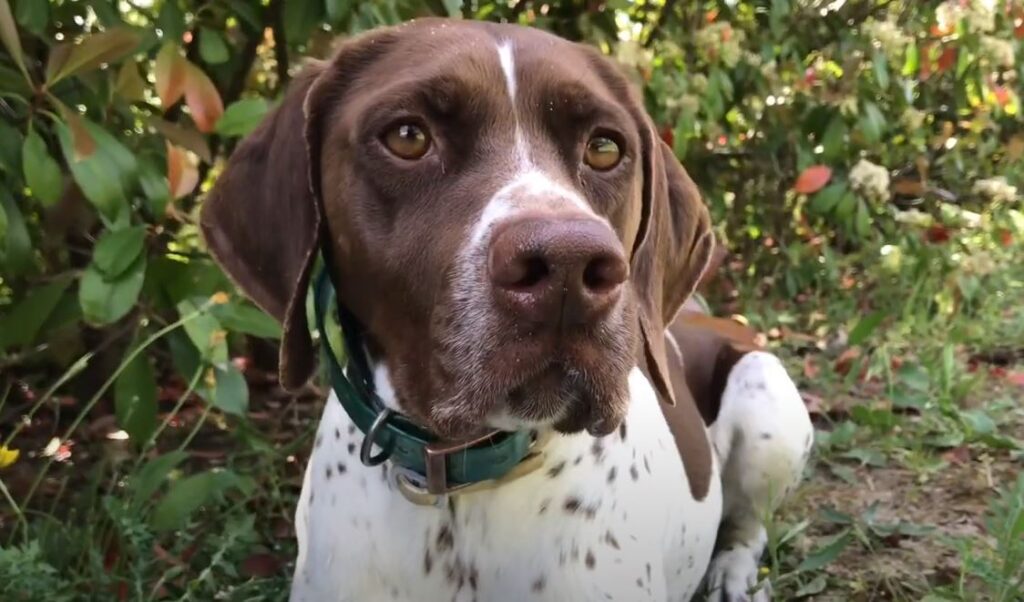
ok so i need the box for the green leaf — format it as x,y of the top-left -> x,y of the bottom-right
0,120 -> 22,176
0,194 -> 6,247
22,129 -> 64,207
207,362 -> 248,416
325,0 -> 352,24
821,116 -> 846,162
152,469 -> 253,531
93,226 -> 146,279
855,198 -> 872,236
224,0 -> 261,30
0,276 -> 72,351
198,27 -> 229,64
56,120 -> 136,223
156,0 -> 185,43
810,183 -> 846,214
443,0 -> 462,17
13,0 -> 46,37
960,410 -> 996,436
138,157 -> 170,217
210,301 -> 282,339
0,0 -> 29,80
857,101 -> 886,145
872,50 -> 889,89
902,42 -> 919,77
114,347 -> 158,445
79,253 -> 146,325
797,530 -> 853,572
843,313 -> 884,346
177,298 -> 227,363
215,98 -> 269,137
283,0 -> 324,45
131,450 -> 188,505
47,27 -> 141,85
795,575 -> 827,597
0,189 -> 32,275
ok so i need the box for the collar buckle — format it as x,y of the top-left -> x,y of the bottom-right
423,431 -> 502,495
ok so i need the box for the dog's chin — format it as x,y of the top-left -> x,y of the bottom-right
429,361 -> 630,440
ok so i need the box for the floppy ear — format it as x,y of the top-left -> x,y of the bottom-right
631,125 -> 715,407
199,63 -> 328,390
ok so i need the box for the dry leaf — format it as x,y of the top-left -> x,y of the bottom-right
184,63 -> 224,133
155,43 -> 187,110
166,142 -> 199,200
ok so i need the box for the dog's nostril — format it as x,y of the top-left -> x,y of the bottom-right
511,256 -> 550,289
582,255 -> 627,293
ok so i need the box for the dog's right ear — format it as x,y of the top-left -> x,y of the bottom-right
200,62 -> 328,390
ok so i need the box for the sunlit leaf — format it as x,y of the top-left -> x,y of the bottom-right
183,63 -> 224,133
46,27 -> 141,85
154,42 -> 187,110
793,165 -> 832,194
166,142 -> 199,199
206,362 -> 249,416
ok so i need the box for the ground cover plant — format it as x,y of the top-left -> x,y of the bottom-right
1,0 -> 1022,600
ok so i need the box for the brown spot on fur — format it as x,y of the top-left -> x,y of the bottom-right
424,549 -> 433,574
564,497 -> 582,514
585,549 -> 596,569
619,422 -> 627,440
347,442 -> 356,454
334,427 -> 340,439
604,530 -> 620,550
630,464 -> 639,481
532,577 -> 546,592
643,455 -> 651,474
607,466 -> 617,483
547,460 -> 566,478
337,462 -> 346,474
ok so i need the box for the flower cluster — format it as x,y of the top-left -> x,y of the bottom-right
979,35 -> 1016,68
972,176 -> 1019,204
696,23 -> 746,68
849,159 -> 891,204
936,0 -> 999,34
862,18 -> 912,61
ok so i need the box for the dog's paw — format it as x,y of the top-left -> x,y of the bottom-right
703,548 -> 772,602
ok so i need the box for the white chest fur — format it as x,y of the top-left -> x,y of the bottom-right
290,369 -> 722,602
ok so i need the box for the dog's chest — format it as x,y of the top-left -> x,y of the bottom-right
291,370 -> 722,602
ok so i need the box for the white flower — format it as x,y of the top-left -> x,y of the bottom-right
849,159 -> 891,204
894,208 -> 935,227
980,36 -> 1016,68
863,18 -> 911,60
937,0 -> 998,34
972,176 -> 1019,204
940,202 -> 984,228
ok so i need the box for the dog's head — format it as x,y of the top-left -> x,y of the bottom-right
200,19 -> 712,440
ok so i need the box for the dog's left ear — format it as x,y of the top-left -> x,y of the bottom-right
631,126 -> 715,406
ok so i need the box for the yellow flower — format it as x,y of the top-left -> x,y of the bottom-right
0,446 -> 20,470
210,291 -> 231,305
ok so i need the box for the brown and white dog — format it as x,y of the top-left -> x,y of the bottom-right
200,18 -> 813,602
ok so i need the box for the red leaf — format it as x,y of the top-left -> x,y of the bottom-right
937,47 -> 957,72
659,125 -> 674,148
1006,372 -> 1024,387
925,224 -> 951,244
803,356 -> 820,379
793,165 -> 832,194
184,63 -> 224,133
241,553 -> 282,578
998,229 -> 1013,247
166,142 -> 198,200
154,43 -> 187,110
942,446 -> 971,465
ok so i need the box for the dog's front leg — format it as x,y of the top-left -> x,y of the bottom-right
703,351 -> 813,602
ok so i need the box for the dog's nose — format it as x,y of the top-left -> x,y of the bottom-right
488,216 -> 628,326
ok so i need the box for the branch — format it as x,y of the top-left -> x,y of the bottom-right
269,0 -> 290,90
643,0 -> 679,48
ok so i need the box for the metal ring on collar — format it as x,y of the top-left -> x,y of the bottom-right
360,407 -> 395,467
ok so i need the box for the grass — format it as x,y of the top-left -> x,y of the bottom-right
1,218 -> 1023,600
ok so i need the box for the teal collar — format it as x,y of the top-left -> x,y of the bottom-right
312,269 -> 536,499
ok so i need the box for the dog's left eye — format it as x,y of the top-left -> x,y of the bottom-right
584,135 -> 621,171
382,122 -> 431,160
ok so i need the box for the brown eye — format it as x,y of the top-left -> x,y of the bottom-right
383,122 -> 431,160
584,135 -> 621,170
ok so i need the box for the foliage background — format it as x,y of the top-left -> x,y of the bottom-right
0,0 -> 1022,600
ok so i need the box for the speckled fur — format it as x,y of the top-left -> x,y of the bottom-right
290,356 -> 813,602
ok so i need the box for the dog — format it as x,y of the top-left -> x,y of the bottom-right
200,18 -> 813,602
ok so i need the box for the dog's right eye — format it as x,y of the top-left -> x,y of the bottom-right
382,122 -> 431,160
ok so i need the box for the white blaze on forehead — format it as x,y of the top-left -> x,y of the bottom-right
497,41 -> 517,101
